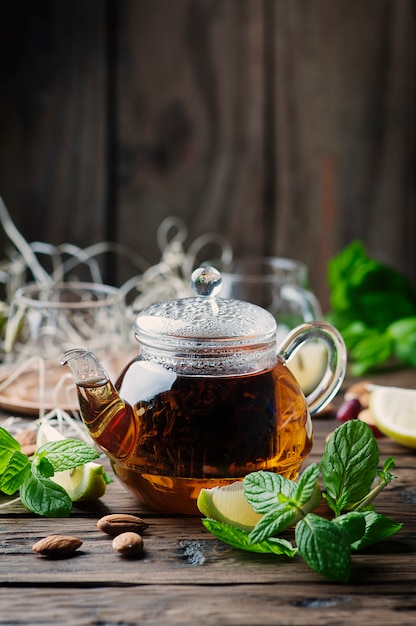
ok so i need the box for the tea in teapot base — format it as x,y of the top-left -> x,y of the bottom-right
111,463 -> 303,516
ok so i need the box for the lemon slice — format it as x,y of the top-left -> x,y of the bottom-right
36,422 -> 107,502
370,384 -> 416,449
197,481 -> 262,531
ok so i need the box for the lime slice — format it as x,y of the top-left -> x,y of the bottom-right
54,463 -> 107,502
36,422 -> 68,447
36,423 -> 107,502
370,384 -> 416,448
197,481 -> 262,531
197,479 -> 321,531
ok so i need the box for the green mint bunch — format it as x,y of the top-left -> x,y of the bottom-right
326,240 -> 416,374
201,420 -> 402,582
0,426 -> 100,517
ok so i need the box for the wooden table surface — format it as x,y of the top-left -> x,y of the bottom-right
1,368 -> 415,626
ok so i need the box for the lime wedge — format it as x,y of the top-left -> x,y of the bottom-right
36,422 -> 107,502
36,422 -> 68,447
370,384 -> 416,449
197,481 -> 262,531
198,478 -> 322,531
54,462 -> 107,502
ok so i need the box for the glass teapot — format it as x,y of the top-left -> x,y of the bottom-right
60,267 -> 346,515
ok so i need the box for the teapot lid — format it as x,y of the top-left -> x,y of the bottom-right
133,266 -> 277,350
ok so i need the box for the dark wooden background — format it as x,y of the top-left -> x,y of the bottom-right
0,0 -> 414,309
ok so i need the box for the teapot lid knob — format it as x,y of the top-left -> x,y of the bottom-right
134,264 -> 276,348
190,266 -> 222,298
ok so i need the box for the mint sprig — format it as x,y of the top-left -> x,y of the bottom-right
321,419 -> 379,515
0,426 -> 100,517
199,420 -> 402,582
326,240 -> 416,373
243,464 -> 320,543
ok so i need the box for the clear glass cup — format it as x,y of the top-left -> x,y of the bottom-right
218,256 -> 321,332
0,282 -> 132,413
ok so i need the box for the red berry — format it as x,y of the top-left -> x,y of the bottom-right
336,398 -> 362,422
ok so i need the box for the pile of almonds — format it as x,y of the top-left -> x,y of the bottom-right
98,513 -> 148,556
32,513 -> 149,558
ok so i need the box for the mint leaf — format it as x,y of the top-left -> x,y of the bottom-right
247,464 -> 321,544
389,317 -> 416,368
378,456 -> 397,482
36,439 -> 99,472
32,455 -> 55,479
294,463 -> 320,505
0,428 -> 31,495
0,450 -> 30,495
348,330 -> 393,376
332,512 -> 366,546
0,427 -> 20,452
351,456 -> 397,511
202,519 -> 296,557
296,514 -> 351,583
351,511 -> 403,550
395,334 -> 416,368
0,427 -> 21,474
388,316 -> 416,340
243,470 -> 296,514
20,470 -> 72,517
244,471 -> 297,543
321,420 -> 379,515
249,508 -> 297,544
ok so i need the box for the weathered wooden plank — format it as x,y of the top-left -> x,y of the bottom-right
115,0 -> 266,275
0,0 -> 108,252
270,0 -> 415,307
0,584 -> 415,626
1,527 -> 415,586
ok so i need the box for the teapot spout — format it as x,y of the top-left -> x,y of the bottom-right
59,348 -> 108,386
59,348 -> 137,461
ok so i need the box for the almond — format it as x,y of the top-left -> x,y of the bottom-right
21,443 -> 36,457
15,429 -> 37,447
112,532 -> 143,556
97,513 -> 149,536
32,535 -> 83,557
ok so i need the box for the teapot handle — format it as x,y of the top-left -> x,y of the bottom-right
278,321 -> 347,416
